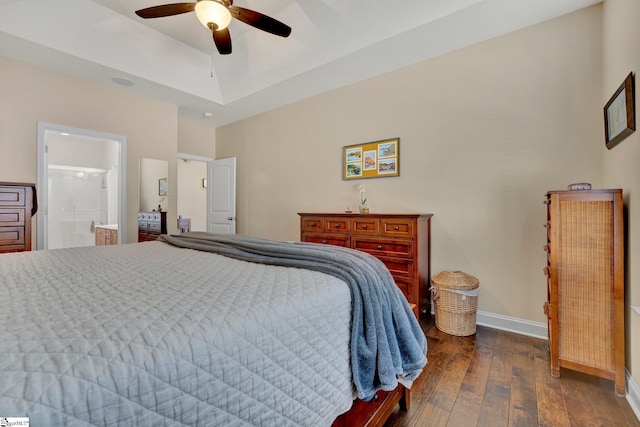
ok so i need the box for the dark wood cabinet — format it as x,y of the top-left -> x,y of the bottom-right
544,189 -> 624,395
95,226 -> 118,245
138,211 -> 167,242
0,182 -> 37,253
298,212 -> 432,317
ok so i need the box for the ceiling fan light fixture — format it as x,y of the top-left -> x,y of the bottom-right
195,1 -> 232,31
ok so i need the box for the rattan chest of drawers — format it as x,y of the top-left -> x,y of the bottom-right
543,189 -> 624,395
298,212 -> 432,317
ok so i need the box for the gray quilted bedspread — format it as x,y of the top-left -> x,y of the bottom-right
0,242 -> 354,426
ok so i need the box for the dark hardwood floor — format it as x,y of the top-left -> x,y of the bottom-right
384,316 -> 640,427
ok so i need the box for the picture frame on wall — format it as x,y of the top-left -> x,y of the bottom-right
158,178 -> 168,196
604,72 -> 635,150
343,138 -> 399,180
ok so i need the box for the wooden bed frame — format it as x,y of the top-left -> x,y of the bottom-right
332,384 -> 409,426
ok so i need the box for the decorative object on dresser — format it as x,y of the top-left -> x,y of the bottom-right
95,225 -> 118,246
543,189 -> 624,395
0,182 -> 37,253
298,212 -> 432,318
138,211 -> 167,242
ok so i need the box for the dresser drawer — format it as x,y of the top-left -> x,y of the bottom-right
148,222 -> 162,233
325,217 -> 349,233
377,256 -> 414,278
381,218 -> 414,238
351,217 -> 379,235
301,216 -> 325,233
392,276 -> 413,299
0,186 -> 26,207
352,237 -> 413,258
302,233 -> 350,247
0,208 -> 25,226
0,226 -> 25,246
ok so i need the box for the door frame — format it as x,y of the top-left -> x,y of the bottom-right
37,122 -> 127,249
177,152 -> 212,233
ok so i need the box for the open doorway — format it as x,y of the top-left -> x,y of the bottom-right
177,153 -> 211,232
37,122 -> 127,250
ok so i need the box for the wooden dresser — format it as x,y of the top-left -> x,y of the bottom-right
298,212 -> 432,317
0,182 -> 37,253
95,225 -> 118,246
543,189 -> 624,395
138,211 -> 167,242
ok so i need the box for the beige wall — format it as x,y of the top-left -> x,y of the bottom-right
0,57 -> 218,243
216,6 -> 604,325
603,0 -> 640,390
178,119 -> 215,158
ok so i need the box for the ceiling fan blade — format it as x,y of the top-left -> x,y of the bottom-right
135,3 -> 196,19
228,6 -> 291,38
213,28 -> 232,55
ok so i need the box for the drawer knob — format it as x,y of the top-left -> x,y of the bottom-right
335,224 -> 340,228
322,240 -> 327,244
373,393 -> 379,402
362,225 -> 367,229
377,245 -> 382,250
543,244 -> 550,252
543,266 -> 550,277
311,222 -> 317,227
394,226 -> 399,231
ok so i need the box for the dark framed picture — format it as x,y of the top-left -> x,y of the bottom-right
343,138 -> 399,180
158,178 -> 168,196
604,72 -> 635,150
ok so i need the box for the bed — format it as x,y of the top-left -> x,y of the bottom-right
0,232 -> 427,426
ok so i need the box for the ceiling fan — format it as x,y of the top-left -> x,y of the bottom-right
135,0 -> 292,55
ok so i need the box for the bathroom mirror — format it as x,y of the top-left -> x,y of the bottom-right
139,158 -> 168,212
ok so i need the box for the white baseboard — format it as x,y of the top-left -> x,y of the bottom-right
474,310 -> 548,340
627,370 -> 640,422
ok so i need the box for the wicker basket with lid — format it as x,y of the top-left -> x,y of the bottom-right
431,271 -> 479,336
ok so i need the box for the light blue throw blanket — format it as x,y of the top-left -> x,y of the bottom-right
159,232 -> 427,400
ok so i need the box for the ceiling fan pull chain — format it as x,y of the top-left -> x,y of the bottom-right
211,42 -> 214,78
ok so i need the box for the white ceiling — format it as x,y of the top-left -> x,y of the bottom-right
0,0 -> 600,127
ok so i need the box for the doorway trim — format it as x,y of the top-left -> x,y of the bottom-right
37,122 -> 127,249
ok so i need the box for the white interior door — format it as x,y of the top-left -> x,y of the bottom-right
207,157 -> 236,234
